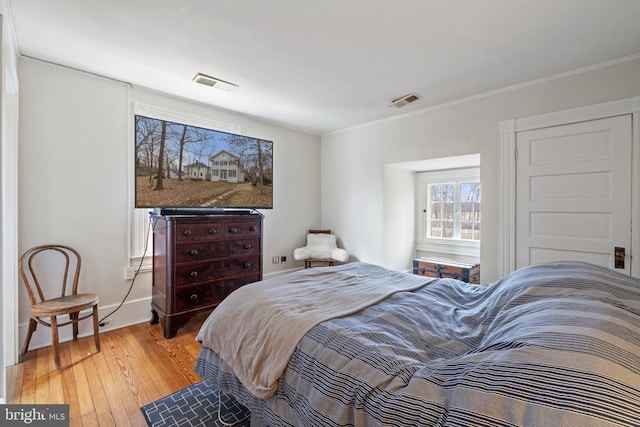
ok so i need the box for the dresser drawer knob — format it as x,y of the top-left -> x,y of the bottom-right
190,271 -> 199,278
229,227 -> 238,233
249,226 -> 256,231
190,249 -> 199,256
183,229 -> 192,236
244,244 -> 252,249
190,294 -> 198,302
244,262 -> 252,268
208,228 -> 217,234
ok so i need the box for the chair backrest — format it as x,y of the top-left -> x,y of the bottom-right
19,244 -> 82,306
308,229 -> 332,234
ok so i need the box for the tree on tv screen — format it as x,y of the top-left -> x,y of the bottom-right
134,115 -> 273,208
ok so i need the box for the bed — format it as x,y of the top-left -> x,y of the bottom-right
195,261 -> 640,426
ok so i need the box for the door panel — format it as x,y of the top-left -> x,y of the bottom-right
516,115 -> 632,274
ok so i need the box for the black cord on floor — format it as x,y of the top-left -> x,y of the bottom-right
98,216 -> 154,325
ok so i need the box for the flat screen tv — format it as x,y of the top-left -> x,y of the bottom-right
134,114 -> 273,213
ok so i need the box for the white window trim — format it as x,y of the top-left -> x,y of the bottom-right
416,167 -> 480,258
126,102 -> 241,279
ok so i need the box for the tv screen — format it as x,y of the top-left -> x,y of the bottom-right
134,115 -> 273,211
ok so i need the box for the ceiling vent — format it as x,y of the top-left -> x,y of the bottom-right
193,73 -> 238,91
390,92 -> 421,108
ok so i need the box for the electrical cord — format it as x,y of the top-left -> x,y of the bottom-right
98,216 -> 154,325
217,390 -> 250,426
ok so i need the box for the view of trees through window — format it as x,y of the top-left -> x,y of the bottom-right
134,115 -> 273,208
427,181 -> 480,240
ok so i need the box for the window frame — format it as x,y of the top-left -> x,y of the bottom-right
416,167 -> 480,258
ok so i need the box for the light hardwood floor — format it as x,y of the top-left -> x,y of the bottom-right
7,312 -> 209,426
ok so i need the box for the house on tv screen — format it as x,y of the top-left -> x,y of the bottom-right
210,151 -> 245,183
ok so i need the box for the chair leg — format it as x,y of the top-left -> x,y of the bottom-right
71,312 -> 79,341
51,316 -> 61,370
19,318 -> 37,363
92,305 -> 101,353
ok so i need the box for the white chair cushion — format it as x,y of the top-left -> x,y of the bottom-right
294,233 -> 349,262
331,247 -> 349,263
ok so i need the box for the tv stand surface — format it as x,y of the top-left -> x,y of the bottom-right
150,213 -> 263,338
153,208 -> 260,216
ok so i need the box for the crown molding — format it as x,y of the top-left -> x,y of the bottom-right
499,95 -> 640,134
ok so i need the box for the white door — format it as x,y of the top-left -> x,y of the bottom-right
516,115 -> 632,274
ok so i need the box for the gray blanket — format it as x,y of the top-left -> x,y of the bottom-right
196,262 -> 433,398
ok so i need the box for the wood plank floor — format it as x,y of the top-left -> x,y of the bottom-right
7,312 -> 209,426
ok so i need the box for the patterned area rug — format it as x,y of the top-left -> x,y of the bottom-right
141,380 -> 251,427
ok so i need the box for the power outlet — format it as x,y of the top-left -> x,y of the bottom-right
124,267 -> 136,280
280,256 -> 287,263
272,256 -> 280,264
99,320 -> 112,328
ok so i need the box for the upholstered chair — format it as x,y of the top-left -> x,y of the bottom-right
293,230 -> 348,268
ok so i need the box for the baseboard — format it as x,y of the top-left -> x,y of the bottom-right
18,297 -> 154,353
18,269 -> 300,354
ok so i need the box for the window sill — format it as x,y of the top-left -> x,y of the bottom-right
416,239 -> 480,259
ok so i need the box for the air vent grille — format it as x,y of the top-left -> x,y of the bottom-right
193,74 -> 217,87
391,92 -> 421,108
193,73 -> 238,91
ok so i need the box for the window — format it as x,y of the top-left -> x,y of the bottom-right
128,102 -> 241,277
427,181 -> 480,240
416,168 -> 480,257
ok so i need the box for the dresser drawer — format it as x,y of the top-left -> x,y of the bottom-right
174,238 -> 260,263
175,241 -> 230,263
229,238 -> 261,256
175,256 -> 261,286
225,221 -> 261,238
175,222 -> 224,243
174,275 -> 260,312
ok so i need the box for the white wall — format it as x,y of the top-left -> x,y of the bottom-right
1,1 -> 20,401
321,57 -> 640,282
17,57 -> 321,349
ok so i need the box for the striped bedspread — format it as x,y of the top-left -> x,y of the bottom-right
195,261 -> 640,426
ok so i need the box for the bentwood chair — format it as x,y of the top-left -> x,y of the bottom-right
19,244 -> 101,369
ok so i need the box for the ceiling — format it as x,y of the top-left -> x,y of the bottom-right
8,0 -> 640,135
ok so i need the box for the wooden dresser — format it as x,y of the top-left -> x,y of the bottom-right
150,212 -> 263,338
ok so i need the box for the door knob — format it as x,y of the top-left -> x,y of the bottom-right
614,246 -> 625,269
